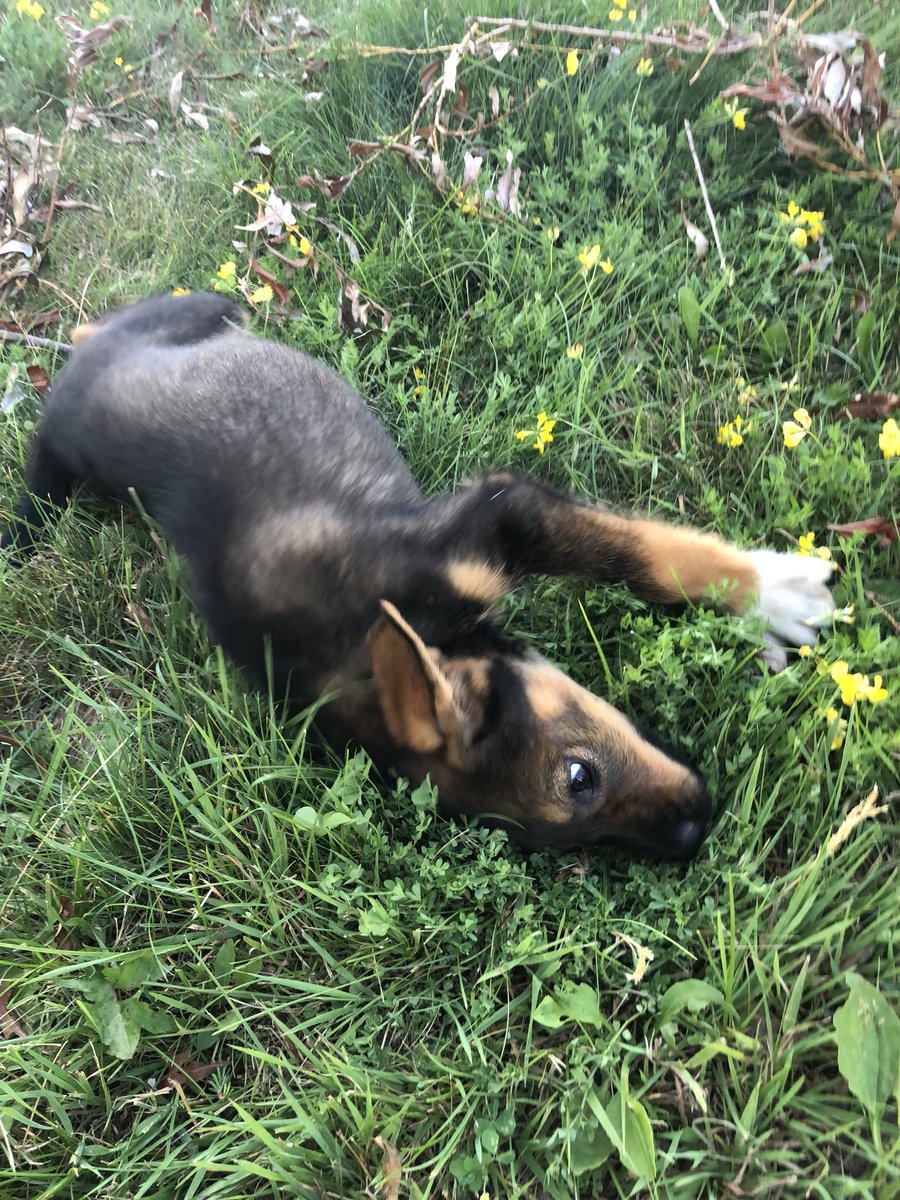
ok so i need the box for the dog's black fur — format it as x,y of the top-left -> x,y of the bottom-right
3,293 -> 835,858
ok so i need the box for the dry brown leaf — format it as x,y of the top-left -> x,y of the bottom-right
0,991 -> 26,1039
845,392 -> 900,420
793,246 -> 833,275
494,151 -> 520,217
886,196 -> 900,246
374,1137 -> 401,1200
460,151 -> 483,191
681,202 -> 708,259
828,516 -> 898,546
59,15 -> 131,72
26,364 -> 51,392
296,170 -> 353,200
164,1050 -> 224,1088
488,85 -> 500,119
721,74 -> 799,104
248,134 -> 273,170
770,115 -> 824,162
250,259 -> 289,305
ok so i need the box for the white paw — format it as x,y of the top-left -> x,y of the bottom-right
745,550 -> 835,652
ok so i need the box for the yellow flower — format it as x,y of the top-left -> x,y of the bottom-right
251,284 -> 273,304
830,660 -> 868,707
251,181 -> 271,196
796,532 -> 831,561
800,209 -> 825,241
516,411 -> 557,454
778,199 -> 801,222
863,675 -> 888,703
412,366 -> 426,396
789,227 -> 808,250
717,414 -> 751,448
546,225 -> 560,243
628,8 -> 637,19
879,417 -> 900,458
611,0 -> 626,7
736,377 -> 758,404
823,706 -> 848,750
578,243 -> 602,272
798,645 -> 812,658
89,0 -> 110,16
114,56 -> 123,66
636,58 -> 654,77
16,0 -> 44,18
299,235 -> 311,256
171,287 -> 192,297
733,108 -> 747,130
833,604 -> 855,624
609,7 -> 624,20
216,260 -> 237,280
599,257 -> 614,274
566,49 -> 580,77
782,407 -> 812,448
566,343 -> 583,359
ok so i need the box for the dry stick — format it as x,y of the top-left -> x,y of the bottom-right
468,15 -> 763,54
0,330 -> 72,353
707,0 -> 729,32
683,119 -> 727,272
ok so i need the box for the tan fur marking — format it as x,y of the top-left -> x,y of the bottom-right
633,521 -> 757,610
70,322 -> 100,347
522,666 -> 570,723
446,560 -> 508,606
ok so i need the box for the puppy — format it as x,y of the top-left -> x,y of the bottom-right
2,293 -> 835,858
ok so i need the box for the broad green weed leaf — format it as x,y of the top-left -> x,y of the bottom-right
120,997 -> 175,1035
86,978 -> 141,1060
213,938 -> 236,982
759,317 -> 789,363
857,308 -> 875,367
659,979 -> 724,1024
103,950 -> 164,990
533,983 -> 603,1029
569,1122 -> 613,1174
586,1078 -> 656,1181
833,973 -> 900,1120
678,286 -> 700,346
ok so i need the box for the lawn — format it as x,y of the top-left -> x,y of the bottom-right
1,0 -> 898,1196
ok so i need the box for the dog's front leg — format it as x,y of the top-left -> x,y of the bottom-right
448,473 -> 834,664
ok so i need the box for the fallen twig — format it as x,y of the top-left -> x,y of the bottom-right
467,15 -> 762,55
683,120 -> 726,272
0,330 -> 72,353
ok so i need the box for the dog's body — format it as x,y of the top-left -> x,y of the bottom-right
3,294 -> 835,858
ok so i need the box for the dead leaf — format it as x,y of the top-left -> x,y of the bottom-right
107,131 -> 151,145
374,1137 -> 401,1200
59,15 -> 131,72
430,151 -> 447,192
828,516 -> 898,546
0,991 -> 26,1039
67,104 -> 103,131
488,85 -> 500,119
250,259 -> 289,304
490,40 -> 511,62
180,103 -> 210,132
296,170 -> 353,200
236,186 -> 298,234
460,151 -> 483,191
770,115 -> 825,162
0,239 -> 33,259
164,1050 -> 224,1088
26,364 -> 50,392
441,46 -> 460,96
248,135 -> 273,170
494,151 -> 520,217
168,70 -> 184,118
337,279 -> 391,334
886,196 -> 900,246
419,59 -> 442,94
845,392 -> 900,420
793,246 -> 833,275
681,202 -> 709,259
721,73 -> 799,105
860,38 -> 883,105
56,895 -> 75,950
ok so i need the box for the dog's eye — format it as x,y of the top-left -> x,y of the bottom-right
567,760 -> 594,796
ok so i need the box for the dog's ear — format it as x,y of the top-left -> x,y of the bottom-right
368,601 -> 465,753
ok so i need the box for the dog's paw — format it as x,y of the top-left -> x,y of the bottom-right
745,550 -> 835,659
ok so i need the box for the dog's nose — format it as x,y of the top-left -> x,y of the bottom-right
658,816 -> 708,860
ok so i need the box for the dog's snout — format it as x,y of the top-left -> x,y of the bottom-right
657,815 -> 708,861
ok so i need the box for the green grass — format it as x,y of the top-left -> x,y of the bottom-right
1,0 -> 898,1196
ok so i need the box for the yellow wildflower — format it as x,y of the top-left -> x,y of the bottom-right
114,56 -> 123,66
609,7 -> 624,20
879,417 -> 900,459
413,366 -> 426,396
833,604 -> 855,625
830,661 -> 868,707
636,58 -> 654,77
796,532 -> 831,561
251,181 -> 271,196
736,377 -> 757,404
723,99 -> 748,130
171,287 -> 191,297
251,285 -> 273,304
89,0 -> 110,16
717,414 -> 750,448
566,343 -> 584,359
566,49 -> 580,77
578,243 -> 601,272
798,645 -> 812,658
628,8 -> 637,19
516,411 -> 557,454
789,227 -> 808,250
546,225 -> 560,242
782,407 -> 812,448
824,706 -> 848,751
16,0 -> 44,18
778,199 -> 801,222
599,257 -> 614,274
216,261 -> 237,280
800,209 -> 825,241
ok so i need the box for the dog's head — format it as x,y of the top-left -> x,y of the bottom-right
368,602 -> 711,859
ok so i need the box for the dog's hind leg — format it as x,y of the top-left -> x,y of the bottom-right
1,437 -> 75,555
443,473 -> 835,658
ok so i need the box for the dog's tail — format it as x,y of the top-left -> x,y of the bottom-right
71,291 -> 248,349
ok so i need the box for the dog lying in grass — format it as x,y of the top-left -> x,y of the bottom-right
2,293 -> 836,859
